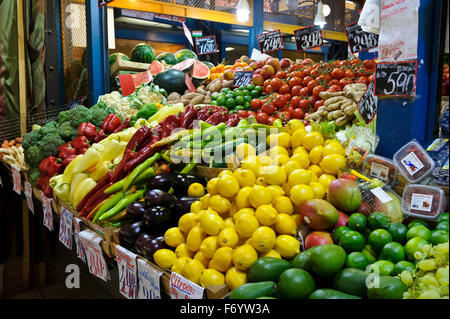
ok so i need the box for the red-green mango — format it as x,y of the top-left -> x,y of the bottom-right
305,231 -> 334,250
327,178 -> 362,213
300,199 -> 339,230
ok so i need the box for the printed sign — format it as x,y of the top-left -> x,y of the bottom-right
116,245 -> 138,299
137,259 -> 163,299
195,36 -> 218,55
357,80 -> 377,124
257,30 -> 284,53
370,187 -> 392,204
232,71 -> 254,88
410,193 -> 433,212
79,229 -> 110,281
375,61 -> 417,97
294,25 -> 324,51
73,217 -> 86,262
12,165 -> 21,194
59,207 -> 73,250
345,22 -> 379,54
98,0 -> 114,7
400,152 -> 424,176
24,181 -> 34,214
370,162 -> 390,182
42,196 -> 53,231
169,272 -> 204,299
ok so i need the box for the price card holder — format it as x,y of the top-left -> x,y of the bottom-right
24,181 -> 34,214
232,71 -> 254,88
345,22 -> 379,54
294,25 -> 324,51
137,259 -> 163,299
116,245 -> 138,299
375,61 -> 417,97
59,207 -> 73,250
357,80 -> 377,124
11,165 -> 21,194
257,30 -> 284,54
195,36 -> 219,56
42,196 -> 53,232
169,272 -> 204,299
98,0 -> 114,7
73,217 -> 86,262
79,229 -> 110,281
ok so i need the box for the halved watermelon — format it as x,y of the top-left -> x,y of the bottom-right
109,53 -> 129,67
201,61 -> 215,69
149,60 -> 164,76
192,61 -> 210,86
130,43 -> 156,63
170,58 -> 197,72
174,49 -> 198,63
156,52 -> 177,65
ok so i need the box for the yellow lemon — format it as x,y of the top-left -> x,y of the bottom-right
269,146 -> 289,159
281,183 -> 292,196
217,227 -> 239,248
235,143 -> 256,160
283,160 -> 302,176
322,141 -> 345,156
217,175 -> 240,198
324,139 -> 341,146
290,152 -> 310,169
193,251 -> 210,268
277,132 -> 292,149
232,208 -> 255,221
200,269 -> 225,288
171,256 -> 191,274
232,244 -> 258,271
241,156 -> 261,176
292,214 -> 302,228
218,170 -> 234,178
302,131 -> 324,151
225,267 -> 248,290
319,154 -> 346,175
190,201 -> 203,214
153,249 -> 177,269
200,212 -> 224,236
233,168 -> 256,187
310,182 -> 327,199
250,226 -> 276,253
291,129 -> 307,149
178,213 -> 200,234
209,195 -> 231,215
200,194 -> 210,209
266,185 -> 285,198
206,178 -> 219,195
273,195 -> 294,215
260,165 -> 286,185
248,185 -> 273,208
258,155 -> 272,166
182,258 -> 205,284
288,169 -> 313,186
290,184 -> 314,206
287,119 -> 305,135
188,183 -> 205,197
271,153 -> 290,166
274,214 -> 297,235
266,133 -> 279,148
275,235 -> 300,259
164,227 -> 185,248
309,145 -> 323,165
175,243 -> 194,258
229,203 -> 238,217
235,186 -> 252,209
186,224 -> 207,252
310,171 -> 318,183
199,236 -> 218,259
223,217 -> 235,229
260,249 -> 281,259
209,247 -> 234,272
255,204 -> 278,226
255,176 -> 268,186
234,213 -> 260,238
308,164 -> 323,177
317,174 -> 336,190
293,146 -> 308,155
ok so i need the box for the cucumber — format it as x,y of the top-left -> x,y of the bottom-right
332,268 -> 368,298
308,289 -> 361,299
229,281 -> 277,299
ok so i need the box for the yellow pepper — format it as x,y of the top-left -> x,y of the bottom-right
98,139 -> 126,164
72,144 -> 103,174
72,178 -> 97,208
69,173 -> 88,206
99,127 -> 137,145
91,161 -> 110,181
113,153 -> 123,165
61,155 -> 83,183
148,103 -> 185,123
49,175 -> 71,203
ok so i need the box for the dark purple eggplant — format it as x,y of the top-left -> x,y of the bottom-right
135,233 -> 167,259
118,221 -> 144,249
172,174 -> 206,195
144,189 -> 177,208
126,201 -> 147,220
147,173 -> 174,192
174,196 -> 200,214
142,206 -> 173,232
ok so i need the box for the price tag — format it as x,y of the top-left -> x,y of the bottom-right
195,36 -> 219,56
11,165 -> 21,194
59,207 -> 73,250
370,187 -> 392,204
98,0 -> 114,7
345,22 -> 379,54
73,217 -> 86,262
294,25 -> 324,51
257,30 -> 284,54
357,80 -> 377,124
232,71 -> 254,88
42,196 -> 53,231
24,181 -> 34,214
169,272 -> 204,299
375,61 -> 417,97
116,245 -> 138,299
79,230 -> 110,281
137,259 -> 163,299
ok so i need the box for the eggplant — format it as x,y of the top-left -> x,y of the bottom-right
126,201 -> 148,220
147,173 -> 174,192
144,189 -> 177,208
142,206 -> 173,232
172,174 -> 206,194
118,221 -> 144,249
174,196 -> 200,214
135,233 -> 167,259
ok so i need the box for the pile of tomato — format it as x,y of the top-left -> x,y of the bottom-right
243,58 -> 376,125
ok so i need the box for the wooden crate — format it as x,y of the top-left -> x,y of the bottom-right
110,59 -> 150,77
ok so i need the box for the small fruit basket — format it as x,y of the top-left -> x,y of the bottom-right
393,139 -> 435,183
401,184 -> 447,221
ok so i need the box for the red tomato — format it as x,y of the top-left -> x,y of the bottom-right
238,110 -> 249,118
357,76 -> 369,85
292,108 -> 305,119
284,93 -> 291,100
280,111 -> 292,121
302,76 -> 313,87
276,71 -> 287,79
274,95 -> 288,109
363,60 -> 376,70
279,84 -> 290,95
314,99 -> 324,111
307,80 -> 317,90
308,96 -> 317,105
265,84 -> 274,94
310,69 -> 320,78
331,68 -> 345,79
299,99 -> 310,110
270,78 -> 283,91
339,60 -> 350,67
288,77 -> 302,88
248,111 -> 256,118
250,99 -> 262,110
344,69 -> 356,78
261,103 -> 275,114
285,106 -> 294,116
328,84 -> 343,92
319,74 -> 333,83
256,112 -> 268,124
339,77 -> 352,87
312,85 -> 325,98
299,87 -> 309,97
329,79 -> 341,87
291,96 -> 302,108
351,58 -> 362,65
291,85 -> 303,96
267,116 -> 276,126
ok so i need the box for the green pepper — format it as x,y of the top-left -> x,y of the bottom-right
272,119 -> 283,128
92,191 -> 125,223
105,220 -> 134,228
180,162 -> 197,174
122,153 -> 161,192
130,116 -> 138,127
137,103 -> 159,119
99,189 -> 146,221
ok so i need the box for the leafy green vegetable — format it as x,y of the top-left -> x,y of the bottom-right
39,133 -> 65,157
70,105 -> 92,128
58,121 -> 75,141
25,145 -> 45,168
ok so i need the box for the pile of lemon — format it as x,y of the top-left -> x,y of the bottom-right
153,119 -> 347,291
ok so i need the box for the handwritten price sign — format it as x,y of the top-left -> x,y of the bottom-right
294,25 -> 323,51
375,61 -> 417,97
137,259 -> 163,299
79,229 -> 110,281
12,165 -> 21,194
357,80 -> 377,124
59,207 -> 73,250
169,272 -> 204,299
116,245 -> 138,299
345,22 -> 379,54
73,217 -> 86,262
257,30 -> 284,53
42,196 -> 53,231
195,36 -> 219,55
232,71 -> 253,88
98,0 -> 114,7
24,181 -> 34,214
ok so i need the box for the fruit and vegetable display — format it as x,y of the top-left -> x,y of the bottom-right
0,138 -> 26,170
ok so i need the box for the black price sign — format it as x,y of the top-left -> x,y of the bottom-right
345,22 -> 379,54
375,61 -> 417,97
98,0 -> 114,7
232,71 -> 254,88
257,30 -> 284,53
195,36 -> 219,55
358,80 -> 377,124
294,25 -> 324,51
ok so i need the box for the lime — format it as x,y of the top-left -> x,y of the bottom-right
429,230 -> 449,245
404,237 -> 429,261
277,268 -> 315,299
246,84 -> 255,91
406,225 -> 431,241
407,219 -> 429,229
244,95 -> 253,103
233,90 -> 245,97
243,102 -> 251,110
339,231 -> 365,253
226,98 -> 237,110
235,95 -> 245,105
378,242 -> 405,263
211,92 -> 220,100
242,89 -> 250,96
392,261 -> 415,275
367,229 -> 392,254
362,245 -> 377,264
332,226 -> 352,243
210,100 -> 218,105
347,213 -> 367,233
367,212 -> 391,230
250,90 -> 260,98
438,212 -> 449,223
216,95 -> 226,106
255,86 -> 263,93
362,228 -> 372,241
435,221 -> 449,231
371,260 -> 395,276
225,93 -> 234,100
345,252 -> 369,270
386,222 -> 408,244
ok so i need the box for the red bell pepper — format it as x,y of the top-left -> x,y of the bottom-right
102,114 -> 122,134
72,136 -> 89,151
78,122 -> 97,140
39,156 -> 63,176
62,154 -> 78,168
57,142 -> 72,154
92,129 -> 107,143
36,174 -> 53,198
58,144 -> 77,160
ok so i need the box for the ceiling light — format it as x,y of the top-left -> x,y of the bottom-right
314,0 -> 327,28
236,0 -> 250,23
226,47 -> 235,51
323,4 -> 331,17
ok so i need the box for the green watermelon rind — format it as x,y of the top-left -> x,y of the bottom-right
156,52 -> 177,65
174,49 -> 198,63
153,69 -> 187,95
109,53 -> 129,67
130,43 -> 156,64
201,61 -> 215,69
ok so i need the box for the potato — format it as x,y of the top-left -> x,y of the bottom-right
181,98 -> 191,106
335,115 -> 351,126
221,80 -> 233,88
190,95 -> 206,105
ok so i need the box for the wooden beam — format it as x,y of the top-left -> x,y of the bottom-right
17,0 -> 27,136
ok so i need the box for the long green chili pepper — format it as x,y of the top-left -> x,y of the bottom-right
133,167 -> 155,185
180,162 -> 197,174
92,191 -> 125,223
122,153 -> 161,192
99,189 -> 146,221
104,179 -> 126,194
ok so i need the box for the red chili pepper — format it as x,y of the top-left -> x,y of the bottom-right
39,156 -> 63,176
102,114 -> 122,134
58,144 -> 77,160
92,129 -> 107,143
62,154 -> 78,168
78,122 -> 97,140
76,171 -> 112,212
124,145 -> 162,174
126,126 -> 153,154
180,105 -> 198,128
122,117 -> 131,129
72,136 -> 89,151
160,115 -> 180,138
205,112 -> 223,126
79,181 -> 114,217
225,114 -> 240,127
341,173 -> 357,181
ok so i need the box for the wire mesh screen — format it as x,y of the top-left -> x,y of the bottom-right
175,0 -> 240,13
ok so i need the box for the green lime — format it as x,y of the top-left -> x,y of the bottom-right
233,90 -> 245,98
211,92 -> 220,100
362,229 -> 372,241
255,86 -> 263,93
226,98 -> 237,110
235,105 -> 244,110
243,102 -> 251,110
332,226 -> 352,243
339,231 -> 365,253
406,225 -> 431,241
216,96 -> 226,106
244,95 -> 253,103
371,260 -> 395,276
429,230 -> 449,245
347,213 -> 367,233
250,90 -> 260,98
438,212 -> 449,223
435,221 -> 449,231
246,84 -> 255,91
235,95 -> 245,105
362,245 -> 377,264
404,237 -> 429,261
345,252 -> 369,270
387,222 -> 408,244
210,100 -> 218,105
367,229 -> 392,254
367,212 -> 391,230
225,93 -> 234,100
392,261 -> 415,275
407,219 -> 429,229
277,268 -> 315,299
379,242 -> 405,263
241,89 -> 250,96
222,88 -> 231,94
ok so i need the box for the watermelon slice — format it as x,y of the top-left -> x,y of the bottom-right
170,58 -> 197,72
192,61 -> 210,86
149,60 -> 164,76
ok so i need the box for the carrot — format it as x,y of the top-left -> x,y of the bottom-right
8,140 -> 15,146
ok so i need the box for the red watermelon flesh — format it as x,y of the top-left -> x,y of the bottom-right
192,61 -> 210,80
170,58 -> 197,72
149,60 -> 164,76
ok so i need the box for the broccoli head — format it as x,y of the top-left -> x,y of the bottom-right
71,127 -> 79,140
39,133 -> 65,157
24,145 -> 45,168
40,121 -> 60,136
90,106 -> 115,128
58,109 -> 72,125
28,168 -> 41,187
70,105 -> 92,128
58,121 -> 74,141
22,129 -> 42,150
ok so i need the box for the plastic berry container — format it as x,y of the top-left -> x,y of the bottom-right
401,184 -> 446,220
393,139 -> 435,183
362,154 -> 397,186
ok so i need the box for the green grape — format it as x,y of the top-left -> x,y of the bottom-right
414,251 -> 423,260
421,274 -> 440,288
400,270 -> 413,285
418,259 -> 437,271
418,290 -> 441,299
436,267 -> 449,286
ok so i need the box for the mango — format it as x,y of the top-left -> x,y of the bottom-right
300,199 -> 339,230
327,178 -> 362,213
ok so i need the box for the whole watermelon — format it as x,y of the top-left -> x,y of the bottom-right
109,53 -> 129,67
130,43 -> 156,63
174,49 -> 198,63
156,52 -> 177,65
153,69 -> 187,95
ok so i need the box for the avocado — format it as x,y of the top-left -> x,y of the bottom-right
332,268 -> 368,298
277,268 -> 315,299
310,244 -> 347,278
308,288 -> 361,299
229,281 -> 277,299
290,248 -> 315,271
367,276 -> 407,299
248,257 -> 291,283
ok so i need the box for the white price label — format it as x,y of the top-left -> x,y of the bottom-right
370,187 -> 392,204
59,207 -> 73,250
73,217 -> 86,262
137,259 -> 163,299
169,272 -> 204,299
42,196 -> 54,231
12,165 -> 21,194
410,193 -> 433,212
24,181 -> 34,214
116,245 -> 138,299
79,229 -> 110,281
